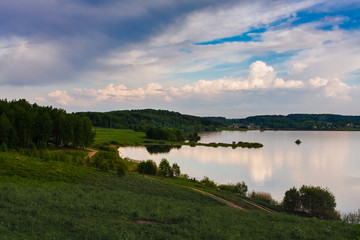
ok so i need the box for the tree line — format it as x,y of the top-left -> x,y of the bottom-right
76,109 -> 224,133
0,99 -> 95,149
229,114 -> 360,130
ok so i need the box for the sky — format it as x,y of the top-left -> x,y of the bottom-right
1,0 -> 360,118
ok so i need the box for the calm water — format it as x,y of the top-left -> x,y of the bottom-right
119,131 -> 360,213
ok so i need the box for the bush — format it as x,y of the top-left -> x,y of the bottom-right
235,181 -> 248,196
200,176 -> 217,188
0,142 -> 8,152
283,187 -> 301,213
218,181 -> 247,196
117,165 -> 127,177
342,209 -> 360,224
249,191 -> 274,203
171,163 -> 181,177
283,185 -> 340,220
187,133 -> 201,142
158,158 -> 173,177
138,160 -> 157,175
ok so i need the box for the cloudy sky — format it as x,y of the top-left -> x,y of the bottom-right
1,0 -> 360,117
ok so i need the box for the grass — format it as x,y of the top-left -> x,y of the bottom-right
94,127 -> 263,150
1,150 -> 359,239
93,127 -> 147,145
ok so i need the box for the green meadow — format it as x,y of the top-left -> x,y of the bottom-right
93,127 -> 147,145
1,150 -> 359,239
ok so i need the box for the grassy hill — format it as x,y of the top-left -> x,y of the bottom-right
0,150 -> 358,239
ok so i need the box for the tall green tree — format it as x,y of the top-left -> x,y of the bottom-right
0,113 -> 17,148
283,187 -> 301,213
159,158 -> 173,177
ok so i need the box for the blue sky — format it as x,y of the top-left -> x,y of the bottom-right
1,0 -> 360,118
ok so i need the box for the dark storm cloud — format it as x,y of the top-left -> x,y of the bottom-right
0,0 -> 239,86
0,0 -> 235,43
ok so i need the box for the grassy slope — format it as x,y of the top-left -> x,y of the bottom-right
0,151 -> 359,239
94,127 -> 147,145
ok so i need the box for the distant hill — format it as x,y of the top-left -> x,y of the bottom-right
77,109 -> 360,132
231,114 -> 360,130
76,109 -> 224,133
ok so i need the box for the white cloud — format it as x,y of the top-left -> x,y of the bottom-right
292,62 -> 308,73
248,60 -> 275,88
309,77 -> 351,100
48,90 -> 74,106
274,78 -> 304,88
101,50 -> 158,66
309,77 -> 328,88
150,0 -> 322,46
323,78 -> 351,100
62,61 -> 312,103
74,83 -> 165,102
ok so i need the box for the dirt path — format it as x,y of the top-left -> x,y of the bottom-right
241,198 -> 278,214
144,175 -> 278,214
190,188 -> 245,210
143,175 -> 278,213
84,148 -> 98,159
144,176 -> 245,210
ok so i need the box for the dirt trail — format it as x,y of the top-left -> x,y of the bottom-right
143,175 -> 278,213
84,148 -> 98,159
144,176 -> 245,210
241,198 -> 278,214
190,188 -> 245,210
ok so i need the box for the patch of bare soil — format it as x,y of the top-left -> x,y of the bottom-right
132,219 -> 160,225
84,148 -> 98,159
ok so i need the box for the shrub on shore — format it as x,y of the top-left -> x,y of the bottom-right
282,185 -> 340,220
219,181 -> 248,196
200,176 -> 217,188
137,160 -> 157,175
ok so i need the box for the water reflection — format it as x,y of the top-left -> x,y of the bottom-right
145,145 -> 182,154
119,131 -> 360,213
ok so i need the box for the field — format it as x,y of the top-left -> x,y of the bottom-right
1,150 -> 359,239
93,127 -> 147,145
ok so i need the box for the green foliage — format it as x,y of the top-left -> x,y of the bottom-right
299,185 -> 339,220
117,164 -> 127,177
283,187 -> 301,213
187,132 -> 201,142
76,109 -> 223,133
158,158 -> 173,177
0,142 -> 8,152
146,127 -> 186,142
0,99 -> 95,149
249,191 -> 274,204
283,185 -> 340,220
234,114 -> 360,130
218,181 -> 248,196
171,163 -> 181,177
342,209 -> 360,224
92,150 -> 125,172
137,160 -> 157,175
236,181 -> 248,196
200,176 -> 217,188
193,141 -> 263,149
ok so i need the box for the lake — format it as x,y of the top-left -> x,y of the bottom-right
119,131 -> 360,213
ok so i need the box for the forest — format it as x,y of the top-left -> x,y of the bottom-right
227,114 -> 360,130
76,109 -> 224,133
0,99 -> 95,149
